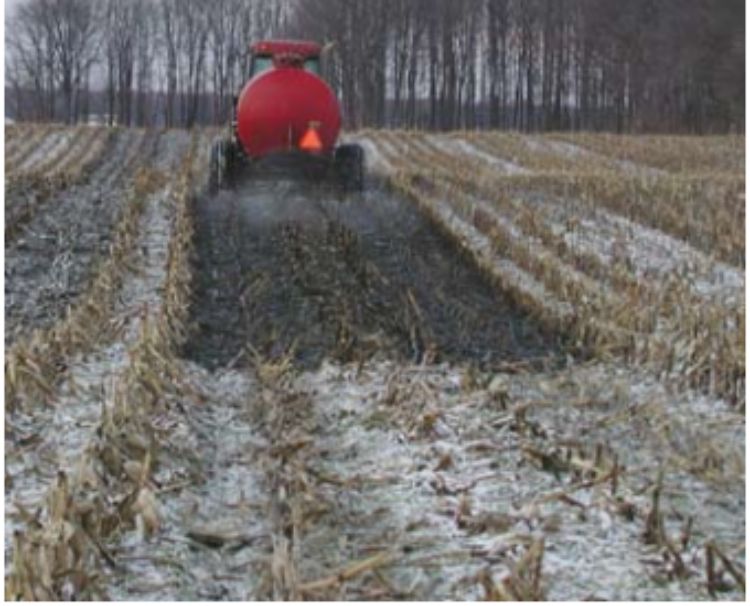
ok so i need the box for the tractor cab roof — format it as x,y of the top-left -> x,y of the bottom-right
251,40 -> 321,59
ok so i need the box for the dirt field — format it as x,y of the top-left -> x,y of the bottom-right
4,125 -> 745,600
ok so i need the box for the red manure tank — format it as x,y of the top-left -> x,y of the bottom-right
236,66 -> 341,158
210,40 -> 363,191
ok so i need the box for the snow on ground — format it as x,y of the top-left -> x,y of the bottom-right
379,132 -> 416,161
415,190 -> 573,320
527,136 -> 667,177
577,210 -> 742,303
522,136 -> 593,161
6,126 -> 53,167
5,137 -> 183,564
355,136 -> 394,175
95,354 -> 745,600
109,366 -> 271,600
5,129 -> 744,600
520,191 -> 744,306
446,136 -> 530,174
463,191 -> 610,299
15,128 -> 76,173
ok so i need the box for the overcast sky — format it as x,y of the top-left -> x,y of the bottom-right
6,0 -> 24,20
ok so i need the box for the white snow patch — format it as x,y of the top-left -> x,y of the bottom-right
16,129 -> 76,173
511,184 -> 744,305
288,359 -> 744,600
437,189 -> 612,310
109,364 -> 270,601
558,205 -> 744,305
526,137 -> 666,177
5,164 -> 178,560
418,192 -> 571,319
448,137 -> 530,174
382,132 -> 416,158
351,135 -> 394,175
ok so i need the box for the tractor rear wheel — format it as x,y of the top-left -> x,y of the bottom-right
209,139 -> 228,194
335,144 -> 364,192
209,138 -> 241,193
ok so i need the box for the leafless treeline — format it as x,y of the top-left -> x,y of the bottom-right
6,0 -> 745,133
296,0 -> 744,132
6,0 -> 291,127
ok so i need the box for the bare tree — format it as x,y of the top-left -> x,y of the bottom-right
6,4 -> 51,120
5,0 -> 744,133
46,0 -> 99,123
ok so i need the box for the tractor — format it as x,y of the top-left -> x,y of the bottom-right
210,40 -> 364,192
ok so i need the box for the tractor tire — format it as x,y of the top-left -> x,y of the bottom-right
335,144 -> 364,192
209,138 -> 228,194
209,138 -> 241,193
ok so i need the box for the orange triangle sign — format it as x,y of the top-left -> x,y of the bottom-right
299,126 -> 323,152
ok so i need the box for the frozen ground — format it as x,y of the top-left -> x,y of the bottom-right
5,130 -> 190,345
97,356 -> 744,600
4,126 -> 745,601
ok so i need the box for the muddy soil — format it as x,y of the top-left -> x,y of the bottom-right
184,179 -> 562,371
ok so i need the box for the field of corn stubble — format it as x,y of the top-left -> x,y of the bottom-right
4,124 -> 745,600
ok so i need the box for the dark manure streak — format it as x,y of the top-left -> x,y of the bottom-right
183,179 -> 564,371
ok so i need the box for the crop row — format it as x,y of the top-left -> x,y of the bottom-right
6,135 -> 200,600
378,130 -> 744,266
550,132 -> 745,174
364,131 -> 743,407
5,128 -> 115,241
5,124 -> 63,173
